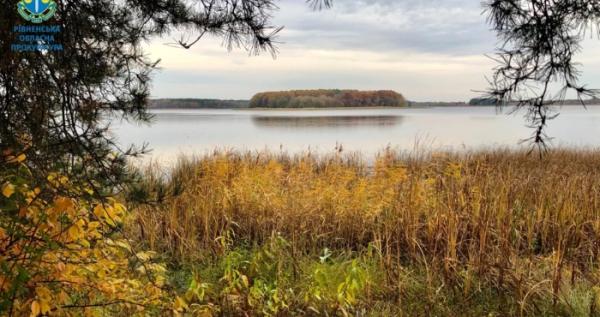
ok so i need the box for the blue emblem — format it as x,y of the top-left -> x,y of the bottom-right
18,0 -> 57,23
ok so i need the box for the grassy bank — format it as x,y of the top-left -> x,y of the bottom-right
127,149 -> 600,316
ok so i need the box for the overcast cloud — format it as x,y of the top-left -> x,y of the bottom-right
146,0 -> 600,102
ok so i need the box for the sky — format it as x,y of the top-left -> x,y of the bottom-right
145,0 -> 600,102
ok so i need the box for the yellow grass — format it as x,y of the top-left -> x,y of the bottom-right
127,148 -> 600,314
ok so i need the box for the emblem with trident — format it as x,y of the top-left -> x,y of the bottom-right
18,0 -> 57,23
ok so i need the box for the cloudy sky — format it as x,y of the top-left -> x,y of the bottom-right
145,0 -> 600,102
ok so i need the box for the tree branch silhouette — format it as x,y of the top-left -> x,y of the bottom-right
484,0 -> 600,151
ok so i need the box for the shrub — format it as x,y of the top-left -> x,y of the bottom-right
0,153 -> 167,316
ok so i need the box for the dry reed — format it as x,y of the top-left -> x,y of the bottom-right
127,148 -> 600,313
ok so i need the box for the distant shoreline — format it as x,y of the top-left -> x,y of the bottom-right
240,106 -> 425,111
148,104 -> 600,110
148,98 -> 600,110
149,105 -> 467,110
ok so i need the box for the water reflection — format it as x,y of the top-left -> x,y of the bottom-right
252,115 -> 403,129
149,113 -> 247,123
111,107 -> 600,164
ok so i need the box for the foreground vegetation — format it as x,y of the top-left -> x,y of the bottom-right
4,149 -> 600,315
124,149 -> 600,316
1,154 -> 168,316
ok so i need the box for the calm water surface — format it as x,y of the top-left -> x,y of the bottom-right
111,107 -> 600,162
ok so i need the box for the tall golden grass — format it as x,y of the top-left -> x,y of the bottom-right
128,148 -> 600,313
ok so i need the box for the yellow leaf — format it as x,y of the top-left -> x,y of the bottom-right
36,286 -> 52,300
113,202 -> 127,216
40,300 -> 51,314
54,197 -> 74,212
68,225 -> 81,240
106,205 -> 116,219
80,239 -> 91,248
30,300 -> 40,317
6,153 -> 26,163
113,240 -> 132,251
173,296 -> 188,311
93,205 -> 106,219
2,182 -> 15,198
241,274 -> 249,287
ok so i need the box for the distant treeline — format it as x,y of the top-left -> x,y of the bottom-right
559,98 -> 600,105
148,96 -> 600,110
468,97 -> 600,106
408,101 -> 469,107
149,99 -> 249,109
469,98 -> 497,106
249,90 -> 407,108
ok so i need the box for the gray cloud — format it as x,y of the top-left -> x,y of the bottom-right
148,1 -> 600,101
273,0 -> 496,55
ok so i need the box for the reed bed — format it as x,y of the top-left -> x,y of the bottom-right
127,149 -> 600,315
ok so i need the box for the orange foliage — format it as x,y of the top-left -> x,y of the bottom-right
0,155 -> 167,316
249,89 -> 407,108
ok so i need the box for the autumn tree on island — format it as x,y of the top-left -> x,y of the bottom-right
249,90 -> 407,108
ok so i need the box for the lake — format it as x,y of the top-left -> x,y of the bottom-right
111,106 -> 600,162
